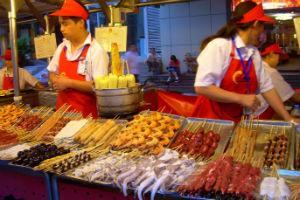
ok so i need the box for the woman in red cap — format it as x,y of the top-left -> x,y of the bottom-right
192,1 -> 300,123
48,0 -> 109,118
254,42 -> 300,119
0,49 -> 44,90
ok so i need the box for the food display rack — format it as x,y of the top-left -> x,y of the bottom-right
0,109 -> 300,200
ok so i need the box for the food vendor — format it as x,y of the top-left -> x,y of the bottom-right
192,1 -> 299,124
254,42 -> 300,119
0,49 -> 44,90
47,0 -> 109,118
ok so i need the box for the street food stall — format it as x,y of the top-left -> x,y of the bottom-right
0,1 -> 300,200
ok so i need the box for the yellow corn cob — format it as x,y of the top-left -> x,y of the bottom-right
108,73 -> 118,89
111,43 -> 123,76
126,74 -> 136,87
118,75 -> 127,88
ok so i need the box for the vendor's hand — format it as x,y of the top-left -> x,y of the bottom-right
52,75 -> 71,91
240,94 -> 261,112
290,118 -> 300,125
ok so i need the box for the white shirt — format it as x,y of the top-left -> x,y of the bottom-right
254,61 -> 295,116
0,67 -> 38,90
194,35 -> 273,94
122,51 -> 140,75
47,34 -> 109,81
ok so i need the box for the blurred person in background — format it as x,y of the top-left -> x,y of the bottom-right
0,49 -> 44,90
122,44 -> 140,82
254,42 -> 300,119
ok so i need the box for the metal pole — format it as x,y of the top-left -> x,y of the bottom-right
9,0 -> 22,103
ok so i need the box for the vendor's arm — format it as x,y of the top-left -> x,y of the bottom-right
22,69 -> 44,89
262,88 -> 292,121
52,74 -> 93,92
195,85 -> 260,111
290,92 -> 300,103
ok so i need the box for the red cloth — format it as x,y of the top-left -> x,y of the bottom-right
157,90 -> 197,116
56,45 -> 98,118
2,74 -> 14,90
191,40 -> 258,122
1,49 -> 12,60
257,106 -> 275,120
169,60 -> 180,68
50,0 -> 89,20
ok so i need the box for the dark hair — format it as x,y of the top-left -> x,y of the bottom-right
170,55 -> 178,62
200,1 -> 258,51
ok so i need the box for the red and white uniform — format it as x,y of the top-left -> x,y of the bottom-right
193,35 -> 273,122
254,61 -> 294,119
47,34 -> 109,118
0,67 -> 39,90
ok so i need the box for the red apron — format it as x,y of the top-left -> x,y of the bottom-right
257,107 -> 275,119
56,45 -> 98,118
2,73 -> 14,90
192,40 -> 258,122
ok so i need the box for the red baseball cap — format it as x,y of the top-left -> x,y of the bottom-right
2,49 -> 12,61
260,43 -> 284,56
50,0 -> 89,20
238,4 -> 275,24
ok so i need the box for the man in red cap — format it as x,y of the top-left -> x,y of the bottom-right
254,42 -> 300,119
47,0 -> 109,118
0,49 -> 44,90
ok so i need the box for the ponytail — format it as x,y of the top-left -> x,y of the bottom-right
200,1 -> 257,51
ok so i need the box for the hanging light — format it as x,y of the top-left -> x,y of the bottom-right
262,2 -> 287,10
273,13 -> 296,21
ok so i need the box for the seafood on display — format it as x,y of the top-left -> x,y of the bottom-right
0,104 -> 25,129
116,149 -> 196,200
72,149 -> 195,200
177,155 -> 261,200
111,112 -> 182,155
260,177 -> 290,199
71,152 -> 136,183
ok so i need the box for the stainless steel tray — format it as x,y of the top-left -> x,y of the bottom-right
235,120 -> 295,169
170,117 -> 235,158
294,126 -> 300,170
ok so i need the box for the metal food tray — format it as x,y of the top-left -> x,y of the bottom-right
294,126 -> 300,170
170,117 -> 235,157
234,120 -> 295,169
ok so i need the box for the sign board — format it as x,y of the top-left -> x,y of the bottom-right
294,17 -> 300,48
34,34 -> 57,59
95,26 -> 127,52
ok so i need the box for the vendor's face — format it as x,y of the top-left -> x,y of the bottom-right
269,52 -> 280,68
249,21 -> 265,46
5,60 -> 12,69
59,17 -> 83,40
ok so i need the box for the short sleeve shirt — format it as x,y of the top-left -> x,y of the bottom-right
47,34 -> 109,81
0,67 -> 38,90
194,35 -> 273,94
254,61 -> 295,116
